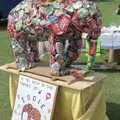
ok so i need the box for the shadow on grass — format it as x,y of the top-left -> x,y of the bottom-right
107,102 -> 120,120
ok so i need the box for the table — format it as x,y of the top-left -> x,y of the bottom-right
0,63 -> 109,120
107,48 -> 120,63
100,27 -> 120,63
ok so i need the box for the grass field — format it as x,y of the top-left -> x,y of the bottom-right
0,1 -> 120,120
98,1 -> 120,26
0,30 -> 12,119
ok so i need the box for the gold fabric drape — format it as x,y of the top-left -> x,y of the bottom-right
9,74 -> 109,120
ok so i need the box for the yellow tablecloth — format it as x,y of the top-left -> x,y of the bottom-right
9,74 -> 109,120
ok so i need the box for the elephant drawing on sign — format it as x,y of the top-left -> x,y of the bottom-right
21,104 -> 41,120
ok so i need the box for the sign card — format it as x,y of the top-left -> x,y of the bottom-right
12,75 -> 58,120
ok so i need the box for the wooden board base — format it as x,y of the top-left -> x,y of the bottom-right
72,64 -> 120,71
0,62 -> 105,90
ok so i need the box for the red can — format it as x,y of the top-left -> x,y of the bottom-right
59,15 -> 71,33
48,23 -> 63,35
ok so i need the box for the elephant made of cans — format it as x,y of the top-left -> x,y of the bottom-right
7,0 -> 102,75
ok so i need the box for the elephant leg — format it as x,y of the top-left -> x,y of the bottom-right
64,51 -> 79,67
64,38 -> 79,67
26,40 -> 40,68
86,40 -> 97,70
49,34 -> 70,76
56,41 -> 63,55
49,33 -> 57,65
11,38 -> 29,71
30,40 -> 40,62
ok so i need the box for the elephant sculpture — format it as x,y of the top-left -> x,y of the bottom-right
7,0 -> 102,75
21,104 -> 41,120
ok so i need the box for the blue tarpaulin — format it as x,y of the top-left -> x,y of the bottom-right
0,0 -> 22,18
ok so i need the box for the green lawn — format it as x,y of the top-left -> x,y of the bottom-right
0,1 -> 120,120
97,3 -> 120,120
0,30 -> 12,119
98,2 -> 120,26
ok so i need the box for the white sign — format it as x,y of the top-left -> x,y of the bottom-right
12,75 -> 58,120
